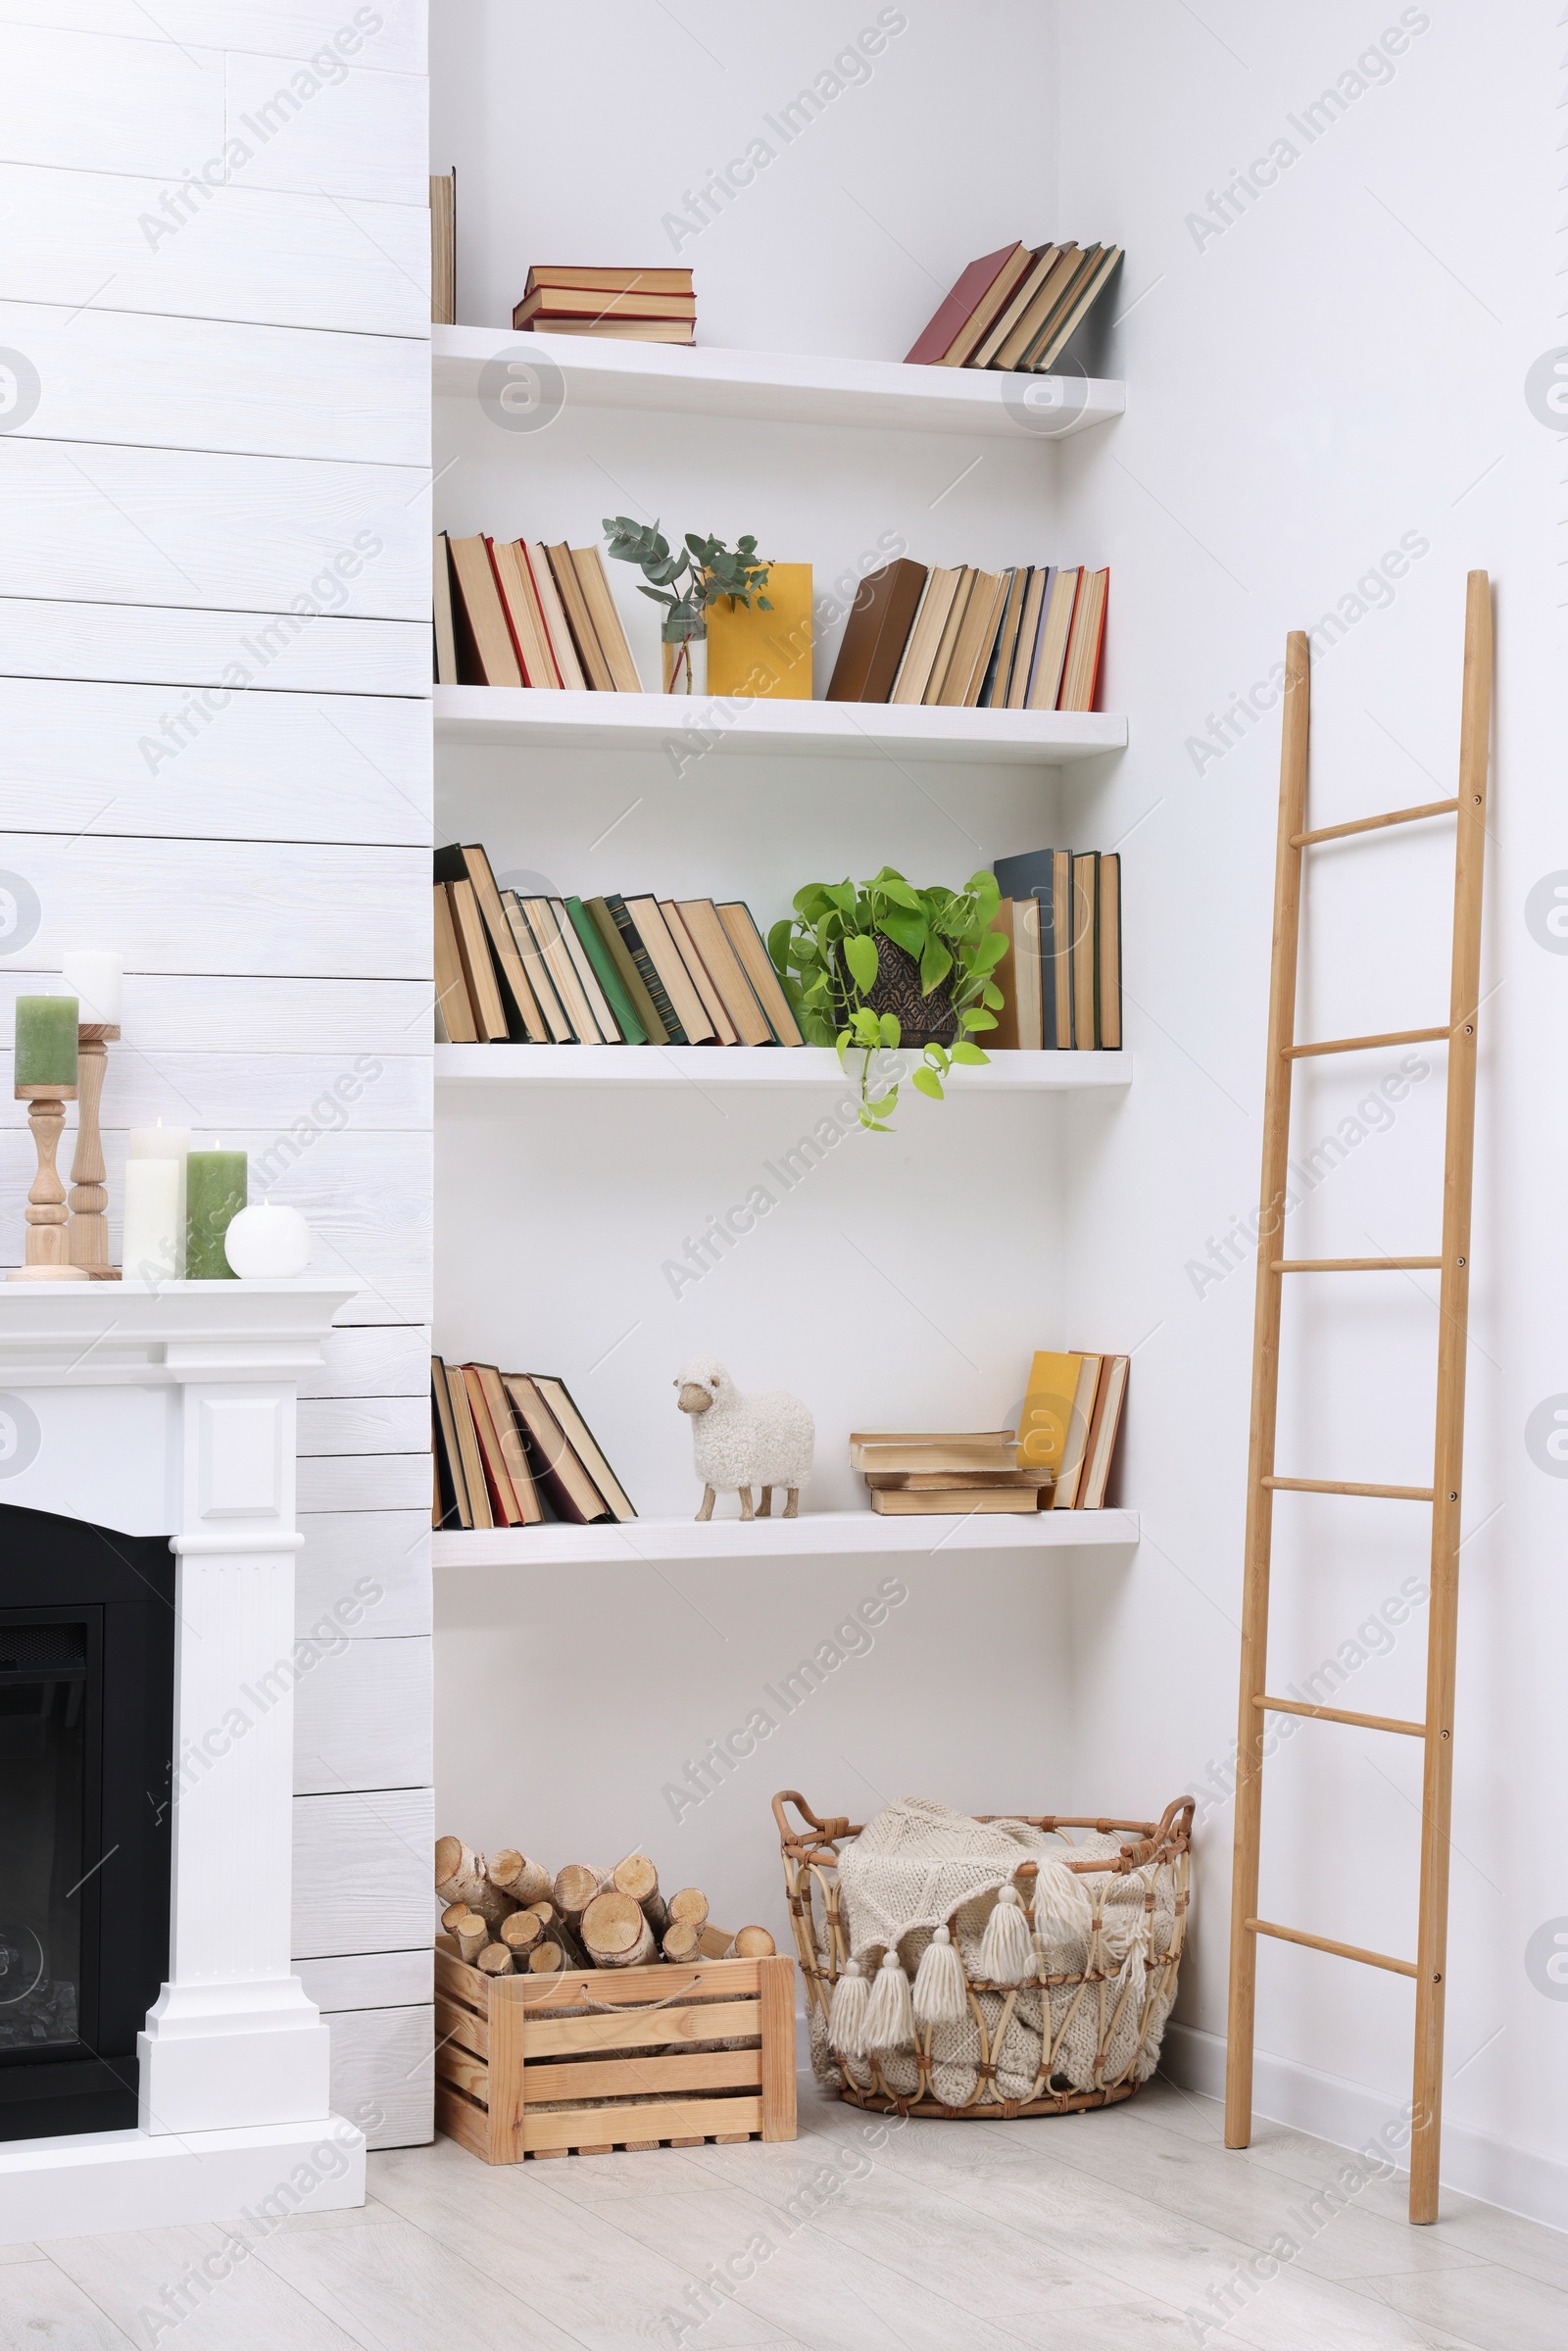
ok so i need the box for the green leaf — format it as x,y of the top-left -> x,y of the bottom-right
852,1007 -> 882,1045
876,877 -> 924,911
911,1065 -> 944,1101
951,1040 -> 989,1065
980,981 -> 1004,1009
844,934 -> 880,993
964,1009 -> 998,1032
878,909 -> 926,958
971,932 -> 1010,972
924,1044 -> 951,1074
879,1011 -> 901,1049
919,937 -> 954,996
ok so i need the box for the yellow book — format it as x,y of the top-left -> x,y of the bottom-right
705,563 -> 813,699
1016,1350 -> 1086,1478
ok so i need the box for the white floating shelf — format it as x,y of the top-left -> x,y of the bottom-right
433,1509 -> 1139,1568
434,684 -> 1125,765
435,1044 -> 1131,1092
432,323 -> 1124,442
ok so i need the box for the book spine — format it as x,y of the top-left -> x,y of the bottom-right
607,896 -> 687,1043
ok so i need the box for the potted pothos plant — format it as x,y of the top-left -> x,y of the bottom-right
602,516 -> 771,694
768,867 -> 1007,1130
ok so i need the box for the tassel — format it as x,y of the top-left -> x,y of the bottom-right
1031,1860 -> 1093,1948
828,1956 -> 869,2059
1115,1913 -> 1152,2004
861,1948 -> 916,2052
977,1884 -> 1034,1984
911,1924 -> 967,2027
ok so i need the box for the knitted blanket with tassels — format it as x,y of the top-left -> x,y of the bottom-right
836,1794 -> 1084,1960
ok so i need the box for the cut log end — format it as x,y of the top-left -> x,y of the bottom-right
581,1888 -> 657,1969
500,1909 -> 544,1952
528,1940 -> 564,1974
612,1852 -> 669,1936
490,1848 -> 551,1905
667,1886 -> 710,1931
477,1942 -> 514,1976
723,1926 -> 776,1959
554,1863 -> 607,1921
662,1920 -> 704,1964
453,1912 -> 490,1965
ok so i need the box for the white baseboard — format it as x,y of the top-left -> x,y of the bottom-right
0,2115 -> 365,2247
1160,2022 -> 1568,2236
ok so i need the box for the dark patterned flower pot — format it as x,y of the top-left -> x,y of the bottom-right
842,935 -> 958,1047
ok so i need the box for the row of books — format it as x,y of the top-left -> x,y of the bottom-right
435,532 -> 642,692
513,263 -> 696,345
826,559 -> 1107,713
432,1356 -> 636,1531
433,843 -> 804,1049
906,238 -> 1123,373
849,1354 -> 1128,1516
993,849 -> 1122,1052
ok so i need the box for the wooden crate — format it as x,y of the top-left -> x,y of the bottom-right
433,1933 -> 797,2161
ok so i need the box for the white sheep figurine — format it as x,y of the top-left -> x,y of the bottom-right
674,1355 -> 814,1521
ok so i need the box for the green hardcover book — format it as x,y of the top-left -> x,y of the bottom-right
585,897 -> 669,1044
565,896 -> 646,1044
604,894 -> 687,1044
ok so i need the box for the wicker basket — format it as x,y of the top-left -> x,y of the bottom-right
774,1789 -> 1194,2119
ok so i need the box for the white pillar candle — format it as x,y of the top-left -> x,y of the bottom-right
127,1124 -> 190,1279
122,1157 -> 181,1284
61,949 -> 122,1026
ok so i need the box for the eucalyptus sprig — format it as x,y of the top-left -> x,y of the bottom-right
769,866 -> 1006,1131
601,516 -> 772,638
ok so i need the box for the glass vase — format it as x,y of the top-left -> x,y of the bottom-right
661,623 -> 707,696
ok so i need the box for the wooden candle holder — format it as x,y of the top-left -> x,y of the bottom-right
14,1082 -> 90,1282
69,1022 -> 122,1280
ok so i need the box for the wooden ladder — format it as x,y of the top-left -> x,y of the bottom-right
1223,570 -> 1493,2226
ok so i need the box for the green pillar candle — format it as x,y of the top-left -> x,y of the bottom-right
186,1148 -> 247,1280
15,996 -> 79,1088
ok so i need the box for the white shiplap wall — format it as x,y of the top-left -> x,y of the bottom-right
0,0 -> 433,2148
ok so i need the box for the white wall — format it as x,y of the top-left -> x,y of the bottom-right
0,0 -> 433,2148
1054,0 -> 1566,2225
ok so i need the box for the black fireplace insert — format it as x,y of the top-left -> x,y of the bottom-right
0,1505 -> 174,2142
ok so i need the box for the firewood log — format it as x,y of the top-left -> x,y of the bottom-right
477,1942 -> 514,1976
666,1886 -> 709,1933
722,1926 -> 776,1959
500,1909 -> 543,1954
440,1900 -> 471,1934
490,1848 -> 551,1905
528,1940 -> 564,1974
453,1911 -> 489,1965
612,1853 -> 668,1936
553,1863 -> 607,1925
581,1889 -> 657,1969
662,1920 -> 704,1963
434,1837 -> 515,1931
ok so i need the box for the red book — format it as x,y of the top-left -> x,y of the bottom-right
905,242 -> 1028,367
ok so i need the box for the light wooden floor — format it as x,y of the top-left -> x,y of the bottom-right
3,2076 -> 1565,2349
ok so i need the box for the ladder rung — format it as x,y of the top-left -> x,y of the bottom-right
1273,1256 -> 1442,1272
1265,1475 -> 1436,1501
1284,1024 -> 1450,1060
1291,797 -> 1459,848
1254,1693 -> 1427,1738
1247,1918 -> 1418,1978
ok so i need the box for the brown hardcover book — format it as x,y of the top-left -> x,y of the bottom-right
989,900 -> 1020,1052
1028,245 -> 1123,372
1005,567 -> 1050,709
870,1488 -> 1042,1516
716,904 -> 804,1046
554,899 -> 623,1041
1014,894 -> 1043,1051
433,884 -> 477,1043
434,845 -> 548,1042
888,567 -> 961,705
676,901 -> 773,1046
921,569 -> 976,705
1077,1354 -> 1128,1509
863,1469 -> 1053,1491
447,535 -> 523,686
533,1376 -> 637,1520
941,569 -> 1007,707
993,243 -> 1091,371
461,1365 -> 526,1526
938,243 -> 1035,366
1051,1354 -> 1103,1508
968,243 -> 1064,368
433,533 -> 458,685
522,897 -> 603,1042
979,566 -> 1028,707
469,1363 -> 543,1523
489,540 -> 561,688
572,546 -> 642,692
501,896 -> 573,1041
1098,853 -> 1121,1051
546,543 -> 614,691
529,318 -> 695,343
444,1362 -> 493,1529
624,897 -> 714,1042
526,265 -> 694,296
448,877 -> 509,1041
514,287 -> 697,326
503,1374 -> 611,1524
825,559 -> 929,702
1059,566 -> 1109,712
525,543 -> 586,690
587,897 -> 670,1042
905,241 -> 1025,367
662,902 -> 736,1044
431,1355 -> 470,1527
430,172 -> 456,326
1049,850 -> 1074,1051
1072,853 -> 1098,1050
1029,567 -> 1080,711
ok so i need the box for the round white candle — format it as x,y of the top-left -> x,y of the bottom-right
61,949 -> 122,1026
127,1125 -> 189,1278
223,1200 -> 311,1279
122,1156 -> 181,1284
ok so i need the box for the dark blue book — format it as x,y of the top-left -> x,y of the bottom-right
995,849 -> 1072,1048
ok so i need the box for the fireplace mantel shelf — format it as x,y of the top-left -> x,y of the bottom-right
0,1279 -> 358,1385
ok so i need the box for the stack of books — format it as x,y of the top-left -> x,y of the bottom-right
826,560 -> 1107,712
435,532 -> 643,691
851,1430 -> 1055,1516
512,265 -> 695,345
905,239 -> 1123,372
432,1356 -> 636,1531
433,843 -> 804,1049
991,850 -> 1121,1052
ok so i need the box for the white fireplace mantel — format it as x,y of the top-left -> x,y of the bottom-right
0,1281 -> 369,2243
